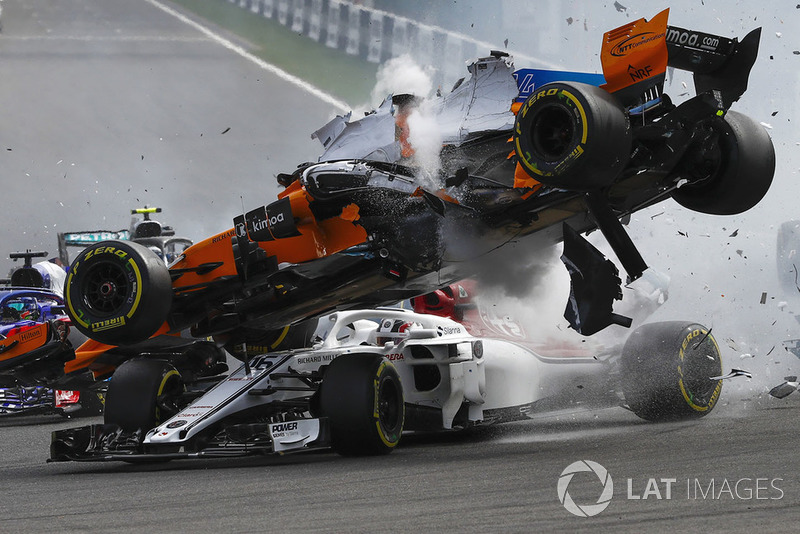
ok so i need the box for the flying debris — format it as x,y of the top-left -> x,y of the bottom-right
782,339 -> 800,359
769,377 -> 799,399
614,2 -> 627,12
710,368 -> 752,380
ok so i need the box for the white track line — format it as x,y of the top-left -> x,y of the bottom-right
145,0 -> 350,113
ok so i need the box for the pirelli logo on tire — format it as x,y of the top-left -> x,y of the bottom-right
90,316 -> 126,332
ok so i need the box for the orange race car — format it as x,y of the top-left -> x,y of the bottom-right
63,10 -> 773,360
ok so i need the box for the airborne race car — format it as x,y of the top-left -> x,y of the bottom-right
50,284 -> 723,460
52,12 -> 771,454
61,9 -> 773,354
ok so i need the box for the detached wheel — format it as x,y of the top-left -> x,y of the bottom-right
514,82 -> 631,190
104,359 -> 183,432
621,321 -> 722,422
320,354 -> 404,455
65,240 -> 172,345
672,111 -> 775,215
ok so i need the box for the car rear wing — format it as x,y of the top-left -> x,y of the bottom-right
57,230 -> 129,265
600,8 -> 761,108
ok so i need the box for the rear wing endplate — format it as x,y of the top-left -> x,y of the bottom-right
601,8 -> 761,107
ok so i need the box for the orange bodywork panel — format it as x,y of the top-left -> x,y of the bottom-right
513,162 -> 543,191
67,322 -> 175,379
600,8 -> 669,95
0,323 -> 50,364
65,338 -> 117,379
169,185 -> 369,292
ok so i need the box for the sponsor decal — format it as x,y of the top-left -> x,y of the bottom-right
269,420 -> 302,439
211,228 -> 237,244
666,27 -> 721,52
386,353 -> 404,361
83,246 -> 128,261
437,325 -> 462,336
610,31 -> 666,57
18,328 -> 44,343
628,64 -> 654,82
244,198 -> 300,242
90,316 -> 126,332
271,421 -> 298,433
245,205 -> 271,241
295,353 -> 337,365
233,215 -> 248,239
64,230 -> 130,243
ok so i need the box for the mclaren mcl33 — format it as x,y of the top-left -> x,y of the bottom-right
62,10 -> 773,361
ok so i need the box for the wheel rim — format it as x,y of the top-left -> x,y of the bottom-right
377,377 -> 402,434
82,261 -> 130,315
531,104 -> 576,161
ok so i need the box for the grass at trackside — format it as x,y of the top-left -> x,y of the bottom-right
167,0 -> 379,107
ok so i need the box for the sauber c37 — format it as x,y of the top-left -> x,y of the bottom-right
50,290 -> 723,461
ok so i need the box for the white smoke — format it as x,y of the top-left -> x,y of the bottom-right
406,102 -> 444,186
370,54 -> 436,104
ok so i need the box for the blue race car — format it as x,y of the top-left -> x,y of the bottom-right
0,252 -> 102,416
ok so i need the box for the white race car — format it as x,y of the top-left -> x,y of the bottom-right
50,296 -> 722,461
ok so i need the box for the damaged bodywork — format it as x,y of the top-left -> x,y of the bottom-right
59,10 -> 773,357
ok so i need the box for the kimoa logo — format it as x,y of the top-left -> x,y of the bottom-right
557,460 -> 614,517
252,212 -> 285,233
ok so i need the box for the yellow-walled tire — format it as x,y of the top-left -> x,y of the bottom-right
64,240 -> 172,345
621,321 -> 723,422
104,359 -> 183,432
514,82 -> 631,191
320,354 -> 404,455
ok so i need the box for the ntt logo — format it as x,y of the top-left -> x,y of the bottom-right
557,460 -> 614,517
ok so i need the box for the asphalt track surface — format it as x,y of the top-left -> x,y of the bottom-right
2,1 -> 800,533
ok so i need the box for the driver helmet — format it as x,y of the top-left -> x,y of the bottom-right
18,297 -> 41,321
376,318 -> 412,345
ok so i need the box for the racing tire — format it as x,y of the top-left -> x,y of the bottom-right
64,240 -> 172,345
513,82 -> 631,191
104,359 -> 183,432
320,354 -> 404,456
672,111 -> 775,215
620,321 -> 722,422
